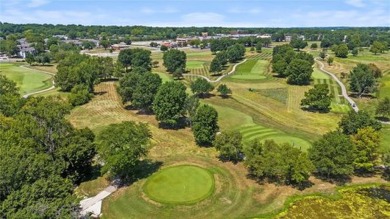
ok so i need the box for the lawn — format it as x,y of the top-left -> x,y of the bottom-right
230,58 -> 268,80
143,165 -> 214,205
154,72 -> 172,83
186,60 -> 205,69
0,63 -> 53,95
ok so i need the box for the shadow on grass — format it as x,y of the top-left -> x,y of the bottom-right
313,173 -> 352,186
376,116 -> 390,122
301,107 -> 331,114
246,173 -> 315,190
122,160 -> 163,186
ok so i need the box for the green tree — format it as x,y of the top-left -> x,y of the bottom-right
185,95 -> 200,127
245,140 -> 313,185
272,59 -> 288,76
160,45 -> 168,52
209,57 -> 223,75
214,130 -> 243,161
319,51 -> 326,60
131,48 -> 152,71
68,84 -> 93,106
368,63 -> 382,78
118,49 -> 133,70
190,78 -> 214,98
100,39 -> 110,50
153,81 -> 187,127
352,47 -> 359,56
349,63 -> 376,98
327,56 -> 334,65
217,84 -> 232,97
286,59 -> 313,85
132,72 -> 162,112
226,44 -> 245,62
192,104 -> 219,146
1,176 -> 77,218
309,131 -> 356,178
310,43 -> 318,49
173,68 -> 184,79
301,84 -> 331,112
97,121 -> 150,179
290,38 -> 308,51
117,70 -> 141,103
339,110 -> 382,135
335,44 -> 349,58
370,41 -> 384,55
351,127 -> 381,173
256,43 -> 262,53
25,53 -> 35,65
163,49 -> 186,73
376,97 -> 390,119
0,75 -> 24,116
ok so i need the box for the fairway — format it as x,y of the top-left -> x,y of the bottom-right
143,165 -> 214,204
0,63 -> 53,95
231,58 -> 267,80
186,60 -> 205,69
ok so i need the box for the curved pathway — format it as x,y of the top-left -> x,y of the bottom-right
184,59 -> 247,83
20,65 -> 56,98
315,58 -> 359,113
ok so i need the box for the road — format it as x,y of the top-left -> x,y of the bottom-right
315,58 -> 359,113
20,65 -> 56,98
184,59 -> 247,83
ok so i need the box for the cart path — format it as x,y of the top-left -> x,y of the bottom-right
184,59 -> 247,83
315,58 -> 359,113
20,65 -> 56,98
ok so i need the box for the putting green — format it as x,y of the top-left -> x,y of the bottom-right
143,165 -> 214,205
262,135 -> 312,152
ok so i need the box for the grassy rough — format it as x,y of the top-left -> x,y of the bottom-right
143,165 -> 214,205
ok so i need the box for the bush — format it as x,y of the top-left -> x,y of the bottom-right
68,84 -> 92,106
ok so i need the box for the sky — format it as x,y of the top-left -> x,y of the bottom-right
0,0 -> 389,27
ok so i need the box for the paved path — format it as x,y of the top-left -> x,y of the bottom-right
20,65 -> 56,98
80,185 -> 118,217
315,58 -> 359,112
184,59 -> 247,83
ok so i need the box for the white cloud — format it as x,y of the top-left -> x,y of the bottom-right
345,0 -> 365,8
140,7 -> 178,15
228,8 -> 262,14
28,0 -> 50,8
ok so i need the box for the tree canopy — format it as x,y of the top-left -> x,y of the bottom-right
214,130 -> 243,162
286,59 -> 313,85
153,81 -> 187,127
339,110 -> 382,135
301,84 -> 331,112
349,63 -> 377,97
163,49 -> 187,73
190,78 -> 214,98
192,104 -> 219,146
308,131 -> 355,178
97,121 -> 150,179
245,140 -> 313,185
351,127 -> 381,173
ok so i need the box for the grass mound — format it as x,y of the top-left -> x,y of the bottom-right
238,125 -> 311,151
143,165 -> 214,205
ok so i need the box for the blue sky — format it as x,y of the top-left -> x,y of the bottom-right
0,0 -> 389,27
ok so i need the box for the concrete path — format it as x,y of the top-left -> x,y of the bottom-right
20,65 -> 56,98
184,59 -> 247,83
80,185 -> 118,217
315,58 -> 359,112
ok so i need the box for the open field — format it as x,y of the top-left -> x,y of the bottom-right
143,165 -> 214,205
0,63 -> 53,95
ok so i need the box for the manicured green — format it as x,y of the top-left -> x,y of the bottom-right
154,72 -> 172,83
231,59 -> 267,80
186,60 -> 205,69
262,135 -> 312,152
143,165 -> 214,204
0,63 -> 52,94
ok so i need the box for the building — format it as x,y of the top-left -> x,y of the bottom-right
285,35 -> 292,42
111,42 -> 131,50
17,38 -> 36,58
